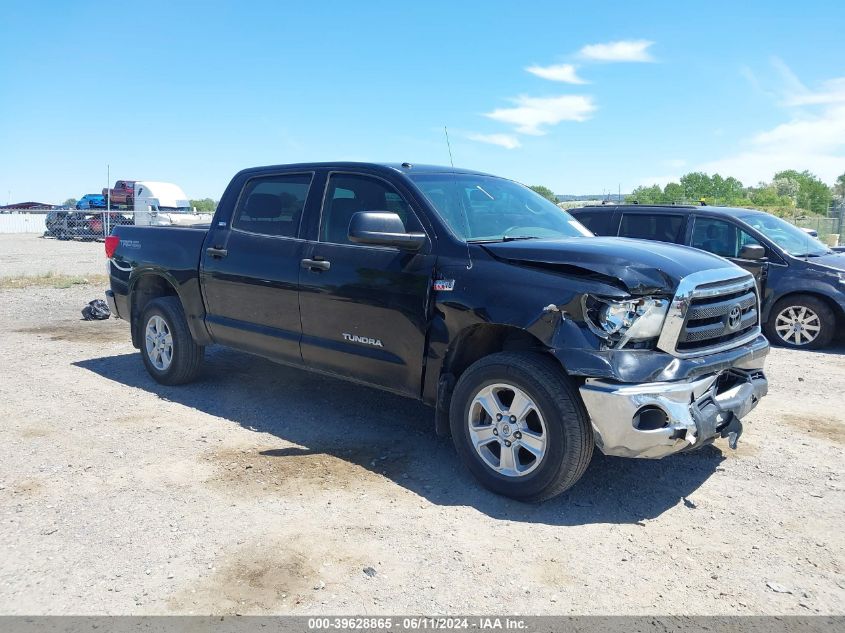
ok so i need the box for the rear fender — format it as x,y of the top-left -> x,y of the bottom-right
129,270 -> 212,347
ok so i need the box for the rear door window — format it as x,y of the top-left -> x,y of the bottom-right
619,213 -> 684,243
232,173 -> 313,237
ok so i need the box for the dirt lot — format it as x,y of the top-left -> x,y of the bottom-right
0,235 -> 843,615
0,234 -> 106,278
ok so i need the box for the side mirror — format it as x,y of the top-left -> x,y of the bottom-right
348,212 -> 426,251
739,244 -> 766,260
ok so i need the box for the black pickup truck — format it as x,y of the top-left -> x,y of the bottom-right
105,162 -> 769,501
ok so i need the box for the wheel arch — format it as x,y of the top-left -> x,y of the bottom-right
129,273 -> 179,348
434,323 -> 556,436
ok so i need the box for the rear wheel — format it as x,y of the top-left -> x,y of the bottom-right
140,297 -> 204,385
765,295 -> 835,349
449,352 -> 593,502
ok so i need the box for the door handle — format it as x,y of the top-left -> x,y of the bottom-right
206,246 -> 228,258
301,258 -> 331,271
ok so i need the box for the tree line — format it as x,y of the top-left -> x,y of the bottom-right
626,170 -> 845,216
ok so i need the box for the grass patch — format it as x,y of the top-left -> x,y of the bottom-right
0,272 -> 110,289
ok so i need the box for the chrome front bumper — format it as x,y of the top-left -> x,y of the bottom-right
579,369 -> 768,458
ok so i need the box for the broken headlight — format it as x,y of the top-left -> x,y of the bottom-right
583,295 -> 669,348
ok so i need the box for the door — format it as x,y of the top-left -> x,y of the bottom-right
689,215 -> 768,290
298,172 -> 435,396
200,172 -> 314,364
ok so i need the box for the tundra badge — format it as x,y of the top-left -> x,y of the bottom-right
342,333 -> 384,347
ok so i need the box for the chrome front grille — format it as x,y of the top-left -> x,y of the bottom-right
657,269 -> 762,358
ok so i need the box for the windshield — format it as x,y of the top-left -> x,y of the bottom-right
409,174 -> 592,242
739,212 -> 830,257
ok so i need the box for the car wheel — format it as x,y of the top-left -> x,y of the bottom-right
140,297 -> 204,385
765,294 -> 836,349
449,351 -> 593,502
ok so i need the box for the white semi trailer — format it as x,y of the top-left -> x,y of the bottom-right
132,182 -> 212,227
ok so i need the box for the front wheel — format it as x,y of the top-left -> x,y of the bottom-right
140,297 -> 204,385
765,295 -> 836,349
449,352 -> 593,502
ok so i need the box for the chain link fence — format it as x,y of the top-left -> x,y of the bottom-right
791,216 -> 841,246
39,208 -> 133,241
37,207 -> 211,240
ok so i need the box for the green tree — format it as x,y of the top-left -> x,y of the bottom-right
749,185 -> 782,207
773,170 -> 832,214
722,176 -> 745,204
529,185 -> 557,203
63,198 -> 77,208
190,198 -> 217,213
772,175 -> 800,200
680,172 -> 713,202
833,172 -> 845,202
663,182 -> 684,203
626,184 -> 664,204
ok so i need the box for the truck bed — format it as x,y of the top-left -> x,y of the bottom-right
106,225 -> 211,340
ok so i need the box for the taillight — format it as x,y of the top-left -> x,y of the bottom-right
105,235 -> 119,258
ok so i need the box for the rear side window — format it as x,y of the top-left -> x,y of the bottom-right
233,173 -> 312,237
619,213 -> 684,243
575,210 -> 615,235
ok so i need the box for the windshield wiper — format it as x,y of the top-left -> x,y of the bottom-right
502,235 -> 540,242
467,235 -> 540,243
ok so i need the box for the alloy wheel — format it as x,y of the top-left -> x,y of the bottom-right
145,315 -> 174,370
467,383 -> 548,477
774,305 -> 821,346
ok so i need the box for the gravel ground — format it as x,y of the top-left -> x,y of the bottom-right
0,237 -> 843,615
0,233 -> 105,277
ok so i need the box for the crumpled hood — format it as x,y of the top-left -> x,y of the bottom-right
481,236 -> 739,295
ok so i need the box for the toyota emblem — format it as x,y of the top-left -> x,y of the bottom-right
727,304 -> 742,330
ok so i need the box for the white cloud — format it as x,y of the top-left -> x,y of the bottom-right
578,39 -> 655,62
752,105 -> 845,151
783,77 -> 845,107
485,95 -> 596,135
466,133 -> 522,149
684,63 -> 845,185
525,63 -> 587,84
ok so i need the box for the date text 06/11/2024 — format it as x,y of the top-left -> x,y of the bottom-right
306,616 -> 528,630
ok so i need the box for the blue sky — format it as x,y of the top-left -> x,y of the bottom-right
1,1 -> 843,203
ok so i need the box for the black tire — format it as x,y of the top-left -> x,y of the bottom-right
140,297 -> 204,385
765,294 -> 836,350
449,351 -> 593,502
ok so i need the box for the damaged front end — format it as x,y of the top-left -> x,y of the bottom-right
579,369 -> 768,458
439,243 -> 770,459
571,268 -> 770,458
